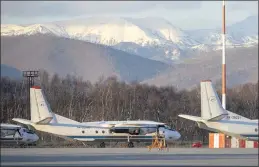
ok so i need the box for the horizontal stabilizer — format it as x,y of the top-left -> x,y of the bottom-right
12,118 -> 33,126
178,115 -> 202,122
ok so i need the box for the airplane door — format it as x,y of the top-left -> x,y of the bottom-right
158,127 -> 166,137
11,129 -> 22,143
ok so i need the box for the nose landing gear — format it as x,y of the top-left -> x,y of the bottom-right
127,142 -> 134,148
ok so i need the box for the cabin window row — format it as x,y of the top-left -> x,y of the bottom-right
81,130 -> 106,134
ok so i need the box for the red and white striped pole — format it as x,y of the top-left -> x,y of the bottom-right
222,0 -> 226,109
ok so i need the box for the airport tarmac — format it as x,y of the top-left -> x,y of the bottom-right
1,148 -> 258,166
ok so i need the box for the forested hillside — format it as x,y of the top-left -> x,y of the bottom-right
1,70 -> 258,144
1,35 -> 169,83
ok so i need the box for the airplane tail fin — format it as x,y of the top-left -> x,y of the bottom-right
30,86 -> 55,124
14,86 -> 79,125
179,80 -> 251,123
30,86 -> 79,124
200,80 -> 228,121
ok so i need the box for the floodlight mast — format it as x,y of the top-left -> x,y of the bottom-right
23,70 -> 39,119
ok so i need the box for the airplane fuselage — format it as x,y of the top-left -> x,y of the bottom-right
31,122 -> 181,143
197,120 -> 258,141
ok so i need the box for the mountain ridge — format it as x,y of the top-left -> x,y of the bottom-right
1,34 -> 257,90
1,34 -> 170,83
143,45 -> 258,90
2,16 -> 257,64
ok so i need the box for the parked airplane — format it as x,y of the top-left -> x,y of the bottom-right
178,80 -> 258,141
1,123 -> 39,147
12,86 -> 181,148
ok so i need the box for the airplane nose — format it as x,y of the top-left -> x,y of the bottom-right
34,135 -> 39,142
175,131 -> 181,140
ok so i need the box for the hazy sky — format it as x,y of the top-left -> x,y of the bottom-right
1,1 -> 258,30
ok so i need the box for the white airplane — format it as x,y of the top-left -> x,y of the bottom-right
12,86 -> 181,148
1,123 -> 39,147
178,80 -> 258,141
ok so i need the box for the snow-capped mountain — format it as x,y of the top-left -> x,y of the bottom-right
2,17 -> 198,46
1,16 -> 258,64
1,24 -> 70,37
187,15 -> 258,49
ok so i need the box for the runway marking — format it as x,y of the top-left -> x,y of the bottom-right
2,154 -> 257,162
1,148 -> 258,166
2,159 -> 259,167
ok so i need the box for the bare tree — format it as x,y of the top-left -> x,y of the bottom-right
1,72 -> 258,143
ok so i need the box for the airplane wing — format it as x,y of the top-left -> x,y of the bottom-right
114,124 -> 145,128
82,121 -> 162,128
0,123 -> 21,130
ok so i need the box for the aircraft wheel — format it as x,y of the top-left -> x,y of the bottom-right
100,142 -> 105,148
30,142 -> 37,146
128,142 -> 134,148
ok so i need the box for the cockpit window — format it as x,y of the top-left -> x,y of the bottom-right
23,128 -> 35,134
26,130 -> 35,134
164,125 -> 175,131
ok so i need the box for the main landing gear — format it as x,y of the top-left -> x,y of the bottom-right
99,141 -> 134,148
99,142 -> 106,148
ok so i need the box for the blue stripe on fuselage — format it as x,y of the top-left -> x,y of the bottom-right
240,134 -> 259,137
218,120 -> 258,126
67,135 -> 153,139
42,123 -> 159,129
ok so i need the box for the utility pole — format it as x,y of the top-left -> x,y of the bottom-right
222,0 -> 227,109
23,70 -> 39,119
